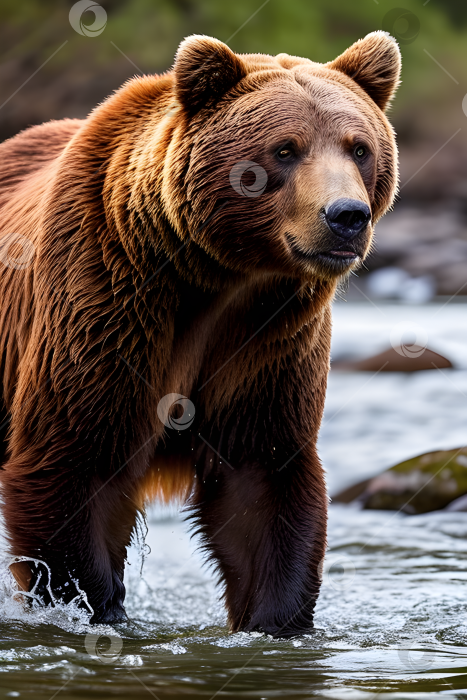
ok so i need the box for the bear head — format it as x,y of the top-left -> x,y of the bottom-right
155,32 -> 401,285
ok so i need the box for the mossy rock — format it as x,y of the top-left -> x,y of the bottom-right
333,448 -> 467,514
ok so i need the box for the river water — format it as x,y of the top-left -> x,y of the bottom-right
0,301 -> 466,699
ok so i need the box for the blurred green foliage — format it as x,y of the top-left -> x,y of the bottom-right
0,0 -> 466,140
431,0 -> 467,27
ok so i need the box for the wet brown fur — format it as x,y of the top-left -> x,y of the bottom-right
0,33 -> 400,633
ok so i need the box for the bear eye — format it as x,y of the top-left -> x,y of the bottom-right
354,145 -> 367,159
275,143 -> 295,162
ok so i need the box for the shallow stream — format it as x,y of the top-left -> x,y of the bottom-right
1,301 -> 466,699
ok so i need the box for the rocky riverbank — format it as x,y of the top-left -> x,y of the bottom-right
362,203 -> 467,299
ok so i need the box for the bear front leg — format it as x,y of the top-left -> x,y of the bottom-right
190,441 -> 327,637
3,461 -> 138,623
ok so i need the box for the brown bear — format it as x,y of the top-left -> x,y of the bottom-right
0,32 -> 400,635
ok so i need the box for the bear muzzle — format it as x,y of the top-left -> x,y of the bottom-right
285,204 -> 372,276
324,198 -> 371,240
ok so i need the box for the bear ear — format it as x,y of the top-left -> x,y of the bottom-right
327,31 -> 401,111
173,35 -> 248,115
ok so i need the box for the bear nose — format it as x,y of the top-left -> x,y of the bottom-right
324,198 -> 371,240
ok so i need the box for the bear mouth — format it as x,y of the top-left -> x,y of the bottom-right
286,236 -> 360,271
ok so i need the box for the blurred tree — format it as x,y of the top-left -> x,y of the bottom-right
431,0 -> 467,27
0,0 -> 466,147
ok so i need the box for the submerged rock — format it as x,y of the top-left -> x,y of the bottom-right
332,448 -> 467,514
332,345 -> 453,372
445,493 -> 467,512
